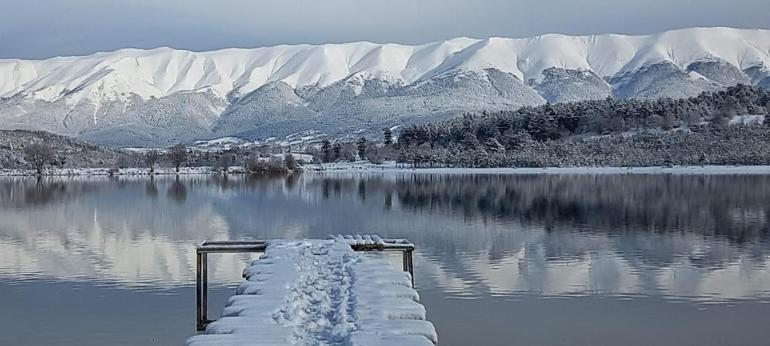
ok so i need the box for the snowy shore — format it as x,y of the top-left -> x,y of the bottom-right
305,162 -> 770,175
4,162 -> 770,177
0,166 -> 246,177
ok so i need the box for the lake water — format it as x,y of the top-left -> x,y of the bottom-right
1,173 -> 770,345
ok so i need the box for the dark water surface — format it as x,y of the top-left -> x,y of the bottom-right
1,173 -> 770,345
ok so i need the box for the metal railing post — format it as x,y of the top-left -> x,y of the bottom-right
195,241 -> 268,332
401,249 -> 414,287
196,251 -> 204,331
202,252 -> 208,329
402,249 -> 413,287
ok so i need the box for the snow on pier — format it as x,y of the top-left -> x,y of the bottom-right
187,237 -> 437,346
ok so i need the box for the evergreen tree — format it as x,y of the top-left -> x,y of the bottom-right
357,137 -> 368,160
284,153 -> 299,171
459,126 -> 480,149
321,139 -> 332,163
332,142 -> 343,162
383,128 -> 393,145
711,111 -> 730,129
527,112 -> 561,140
764,101 -> 770,126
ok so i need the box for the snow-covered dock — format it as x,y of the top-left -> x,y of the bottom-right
187,236 -> 437,346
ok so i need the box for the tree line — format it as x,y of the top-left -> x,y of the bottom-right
311,128 -> 396,164
394,84 -> 770,167
18,142 -> 301,175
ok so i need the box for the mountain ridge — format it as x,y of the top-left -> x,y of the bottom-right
1,27 -> 769,146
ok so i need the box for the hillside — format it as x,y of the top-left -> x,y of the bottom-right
0,130 -> 129,169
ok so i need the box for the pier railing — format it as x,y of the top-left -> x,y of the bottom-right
195,238 -> 415,331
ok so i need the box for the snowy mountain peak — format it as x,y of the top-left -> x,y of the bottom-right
1,27 -> 767,105
1,27 -> 769,146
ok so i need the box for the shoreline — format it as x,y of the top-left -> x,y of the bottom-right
306,164 -> 770,175
5,163 -> 770,177
0,166 -> 243,177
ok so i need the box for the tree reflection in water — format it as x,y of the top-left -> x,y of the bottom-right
167,176 -> 187,203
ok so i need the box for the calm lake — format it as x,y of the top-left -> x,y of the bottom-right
1,173 -> 770,345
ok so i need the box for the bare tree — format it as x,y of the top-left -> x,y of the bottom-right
144,150 -> 160,174
50,155 -> 67,169
214,152 -> 235,173
168,144 -> 187,173
365,143 -> 384,164
23,143 -> 54,175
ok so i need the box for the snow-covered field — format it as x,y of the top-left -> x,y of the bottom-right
187,237 -> 436,346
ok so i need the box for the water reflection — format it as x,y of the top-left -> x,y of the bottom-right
0,173 -> 769,304
167,177 -> 187,203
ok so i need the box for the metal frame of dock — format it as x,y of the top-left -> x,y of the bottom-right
195,239 -> 415,331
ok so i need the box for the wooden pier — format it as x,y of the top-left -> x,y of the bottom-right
187,236 -> 436,346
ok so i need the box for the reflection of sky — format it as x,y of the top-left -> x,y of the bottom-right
0,174 -> 769,302
419,248 -> 770,302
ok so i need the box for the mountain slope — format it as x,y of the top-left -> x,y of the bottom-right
1,27 -> 769,146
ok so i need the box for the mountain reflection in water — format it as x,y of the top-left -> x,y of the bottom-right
1,173 -> 768,302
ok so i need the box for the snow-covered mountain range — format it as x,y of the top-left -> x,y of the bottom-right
1,27 -> 769,146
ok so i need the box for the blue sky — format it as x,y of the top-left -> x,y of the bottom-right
2,0 -> 768,59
